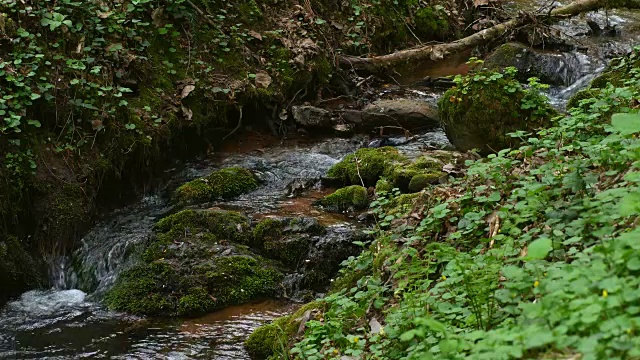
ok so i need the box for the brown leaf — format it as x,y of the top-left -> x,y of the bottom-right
248,30 -> 262,41
151,7 -> 165,27
181,84 -> 196,99
91,119 -> 103,131
254,71 -> 272,89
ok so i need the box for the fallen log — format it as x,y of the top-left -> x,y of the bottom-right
339,0 -> 640,71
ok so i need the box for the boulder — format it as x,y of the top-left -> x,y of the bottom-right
484,42 -> 585,86
292,105 -> 333,128
341,98 -> 440,132
438,67 -> 555,154
173,167 -> 259,205
104,210 -> 281,317
316,186 -> 369,213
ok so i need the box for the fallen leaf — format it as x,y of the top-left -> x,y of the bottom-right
254,71 -> 272,89
248,30 -> 262,41
91,119 -> 103,131
181,85 -> 195,99
181,105 -> 193,121
151,7 -> 165,27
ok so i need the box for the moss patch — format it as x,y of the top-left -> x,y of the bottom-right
173,167 -> 259,205
318,185 -> 369,213
327,147 -> 405,187
245,301 -> 324,359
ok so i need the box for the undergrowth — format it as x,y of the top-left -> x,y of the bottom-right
277,48 -> 640,360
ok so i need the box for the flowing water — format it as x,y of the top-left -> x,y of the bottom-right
2,4 -> 639,358
0,132 -> 453,359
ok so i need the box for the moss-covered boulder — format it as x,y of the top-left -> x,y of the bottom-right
173,167 -> 259,205
384,155 -> 445,192
104,209 -> 281,317
438,66 -> 555,154
245,301 -> 324,359
327,147 -> 405,187
252,217 -> 325,267
317,186 -> 369,213
0,236 -> 46,305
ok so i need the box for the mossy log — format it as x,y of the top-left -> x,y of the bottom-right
339,0 -> 640,71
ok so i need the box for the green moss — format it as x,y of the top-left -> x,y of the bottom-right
382,193 -> 422,217
207,256 -> 282,306
375,178 -> 393,194
245,301 -> 324,359
177,287 -> 217,316
253,218 -> 285,244
155,209 -> 251,244
173,167 -> 259,205
567,88 -> 602,111
318,186 -> 369,213
408,172 -> 442,192
104,261 -> 177,316
327,147 -> 405,187
414,6 -> 451,40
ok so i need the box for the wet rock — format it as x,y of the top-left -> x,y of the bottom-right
341,99 -> 440,132
291,105 -> 333,128
484,42 -> 585,86
285,178 -> 318,198
252,217 -> 369,294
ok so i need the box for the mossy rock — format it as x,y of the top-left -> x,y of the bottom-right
173,167 -> 259,205
317,186 -> 369,213
327,147 -> 405,187
252,217 -> 325,267
105,209 -> 281,317
375,178 -> 393,194
438,67 -> 554,154
0,236 -> 46,305
155,209 -> 252,245
245,301 -> 324,360
384,156 -> 445,192
408,173 -> 442,192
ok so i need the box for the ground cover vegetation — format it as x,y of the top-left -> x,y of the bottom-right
247,49 -> 640,360
0,0 -> 469,303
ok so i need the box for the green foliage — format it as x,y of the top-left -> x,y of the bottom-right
327,147 -> 405,187
438,61 -> 555,154
318,185 -> 369,213
173,167 -> 259,205
274,48 -> 640,360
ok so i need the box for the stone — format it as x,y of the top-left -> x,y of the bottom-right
341,98 -> 440,132
484,42 -> 586,86
291,105 -> 333,128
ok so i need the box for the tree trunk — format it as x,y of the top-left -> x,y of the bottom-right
339,0 -> 640,71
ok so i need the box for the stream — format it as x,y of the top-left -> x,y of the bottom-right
1,3 -> 639,358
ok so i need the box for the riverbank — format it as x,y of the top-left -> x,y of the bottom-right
250,48 -> 640,360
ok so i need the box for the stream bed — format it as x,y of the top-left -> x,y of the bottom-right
1,3 -> 639,357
